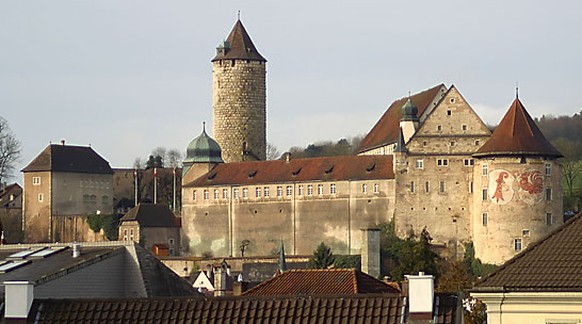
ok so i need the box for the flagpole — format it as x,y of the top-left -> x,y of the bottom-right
134,166 -> 138,207
173,167 -> 176,212
153,163 -> 158,204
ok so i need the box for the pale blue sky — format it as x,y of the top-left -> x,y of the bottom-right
1,1 -> 581,180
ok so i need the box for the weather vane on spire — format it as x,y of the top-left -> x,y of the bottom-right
515,81 -> 519,99
237,10 -> 241,20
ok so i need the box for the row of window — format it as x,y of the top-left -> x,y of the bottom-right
415,159 -> 475,169
410,181 -> 447,193
481,163 -> 552,176
482,212 -> 553,227
193,183 -> 381,201
481,188 -> 553,201
83,195 -> 109,205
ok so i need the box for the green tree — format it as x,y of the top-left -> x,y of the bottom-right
310,242 -> 335,269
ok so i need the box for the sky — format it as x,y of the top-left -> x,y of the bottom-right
1,1 -> 581,182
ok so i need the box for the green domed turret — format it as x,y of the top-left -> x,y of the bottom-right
401,98 -> 419,122
184,123 -> 224,164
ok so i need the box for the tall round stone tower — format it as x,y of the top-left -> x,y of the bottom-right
211,19 -> 267,163
472,97 -> 563,264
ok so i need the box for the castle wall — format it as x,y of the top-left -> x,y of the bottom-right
393,87 -> 491,258
472,157 -> 563,264
23,171 -> 52,243
181,179 -> 395,258
213,59 -> 266,163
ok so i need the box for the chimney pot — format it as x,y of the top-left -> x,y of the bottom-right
61,140 -> 65,145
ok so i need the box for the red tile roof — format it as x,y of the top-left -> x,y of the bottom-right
357,84 -> 446,153
211,20 -> 267,62
474,98 -> 562,158
184,155 -> 394,187
21,144 -> 113,174
242,269 -> 400,296
474,212 -> 582,292
30,295 -> 406,323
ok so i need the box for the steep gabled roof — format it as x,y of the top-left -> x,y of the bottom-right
357,84 -> 446,153
242,269 -> 400,296
21,144 -> 113,174
184,155 -> 394,187
474,98 -> 562,158
0,183 -> 21,208
474,213 -> 582,292
120,203 -> 179,228
212,20 -> 266,62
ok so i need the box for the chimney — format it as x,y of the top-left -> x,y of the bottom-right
4,281 -> 34,320
60,139 -> 65,146
72,242 -> 81,258
284,152 -> 292,162
361,228 -> 380,278
405,272 -> 435,321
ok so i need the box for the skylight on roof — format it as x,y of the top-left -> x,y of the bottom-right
29,246 -> 67,258
0,260 -> 31,273
7,248 -> 46,259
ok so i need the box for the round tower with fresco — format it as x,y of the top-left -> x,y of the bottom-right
211,19 -> 267,163
472,97 -> 563,264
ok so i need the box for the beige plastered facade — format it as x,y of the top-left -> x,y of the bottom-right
471,291 -> 582,324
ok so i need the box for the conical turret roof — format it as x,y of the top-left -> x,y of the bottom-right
474,98 -> 562,158
184,124 -> 224,163
212,20 -> 266,62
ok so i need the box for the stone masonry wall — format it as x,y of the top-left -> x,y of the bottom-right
472,157 -> 563,264
213,59 -> 266,163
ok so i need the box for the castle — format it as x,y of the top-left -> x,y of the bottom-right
180,19 -> 563,265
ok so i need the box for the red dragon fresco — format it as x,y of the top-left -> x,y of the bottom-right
518,170 -> 543,194
492,171 -> 510,203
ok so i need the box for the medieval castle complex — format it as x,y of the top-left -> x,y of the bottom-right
180,20 -> 563,265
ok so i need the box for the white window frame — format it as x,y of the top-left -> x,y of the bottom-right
464,159 -> 474,166
482,164 -> 488,176
330,183 -> 336,195
373,183 -> 379,193
242,188 -> 249,199
514,239 -> 522,251
482,213 -> 488,226
546,212 -> 552,225
193,190 -> 197,201
437,159 -> 449,167
233,188 -> 240,200
362,184 -> 367,193
38,193 -> 44,202
203,190 -> 209,200
214,189 -> 219,200
298,185 -> 304,196
545,163 -> 552,176
439,181 -> 445,193
264,187 -> 270,197
415,159 -> 424,169
222,189 -> 228,200
307,185 -> 313,196
32,176 -> 41,186
286,186 -> 292,196
277,186 -> 283,197
255,187 -> 261,198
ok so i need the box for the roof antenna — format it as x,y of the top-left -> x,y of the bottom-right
237,10 -> 241,21
515,81 -> 519,99
202,121 -> 206,132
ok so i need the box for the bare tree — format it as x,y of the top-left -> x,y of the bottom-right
0,117 -> 21,185
133,157 -> 144,169
266,142 -> 280,160
151,147 -> 168,163
166,149 -> 184,168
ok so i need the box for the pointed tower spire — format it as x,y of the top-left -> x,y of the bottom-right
212,20 -> 266,62
474,98 -> 562,158
394,127 -> 408,153
278,241 -> 287,274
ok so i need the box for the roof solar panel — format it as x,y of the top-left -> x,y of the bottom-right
7,248 -> 46,259
0,260 -> 31,273
29,246 -> 67,258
